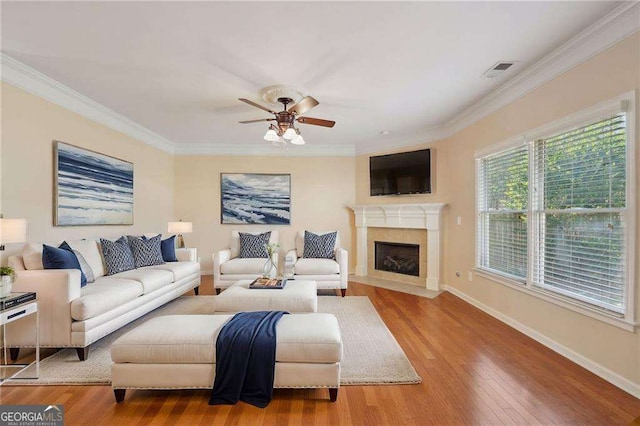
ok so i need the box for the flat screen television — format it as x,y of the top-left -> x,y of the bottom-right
370,148 -> 431,196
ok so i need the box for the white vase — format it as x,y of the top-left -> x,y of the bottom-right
0,275 -> 13,298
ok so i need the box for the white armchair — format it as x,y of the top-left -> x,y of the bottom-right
213,230 -> 279,293
285,230 -> 348,297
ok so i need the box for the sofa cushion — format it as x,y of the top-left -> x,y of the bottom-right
128,235 -> 165,268
101,237 -> 135,275
67,240 -> 106,279
161,235 -> 178,262
71,278 -> 143,321
230,230 -> 279,259
111,268 -> 174,294
303,231 -> 337,259
219,258 -> 266,275
22,241 -> 62,270
293,258 -> 340,275
42,243 -> 87,286
296,230 -> 341,258
61,242 -> 95,284
239,231 -> 270,258
145,261 -> 200,282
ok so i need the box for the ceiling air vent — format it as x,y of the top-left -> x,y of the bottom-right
482,61 -> 517,79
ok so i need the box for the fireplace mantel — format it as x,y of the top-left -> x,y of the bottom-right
350,203 -> 446,291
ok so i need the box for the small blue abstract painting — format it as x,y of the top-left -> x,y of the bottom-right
221,173 -> 291,224
55,141 -> 134,226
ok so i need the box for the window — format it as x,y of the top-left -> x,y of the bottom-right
476,94 -> 634,323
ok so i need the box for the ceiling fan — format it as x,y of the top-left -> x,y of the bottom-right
238,96 -> 335,146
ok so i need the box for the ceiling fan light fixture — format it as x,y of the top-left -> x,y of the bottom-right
283,127 -> 297,140
264,129 -> 279,142
290,134 -> 305,145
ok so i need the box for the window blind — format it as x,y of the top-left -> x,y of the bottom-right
477,145 -> 529,280
531,114 -> 627,313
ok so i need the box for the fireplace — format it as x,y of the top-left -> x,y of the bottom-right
375,241 -> 419,277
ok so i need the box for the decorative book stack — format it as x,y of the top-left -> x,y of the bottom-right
0,292 -> 36,310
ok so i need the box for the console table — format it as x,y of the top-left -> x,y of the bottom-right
1,300 -> 39,383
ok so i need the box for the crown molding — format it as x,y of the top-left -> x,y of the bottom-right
0,53 -> 176,154
2,2 -> 638,158
174,142 -> 356,157
443,1 -> 640,137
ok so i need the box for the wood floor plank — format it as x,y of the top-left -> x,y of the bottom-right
1,278 -> 639,425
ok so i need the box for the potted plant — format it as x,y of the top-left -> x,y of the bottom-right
0,265 -> 16,297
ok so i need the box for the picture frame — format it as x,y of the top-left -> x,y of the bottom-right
220,173 -> 291,225
54,141 -> 134,226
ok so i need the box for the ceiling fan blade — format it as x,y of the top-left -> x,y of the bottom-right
296,116 -> 336,128
238,98 -> 277,114
288,96 -> 319,115
239,118 -> 275,124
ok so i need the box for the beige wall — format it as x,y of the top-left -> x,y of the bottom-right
174,155 -> 356,273
356,32 -> 640,387
0,82 -> 175,253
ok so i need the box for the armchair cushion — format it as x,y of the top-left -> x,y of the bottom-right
220,258 -> 267,275
303,231 -> 337,259
294,258 -> 340,275
238,231 -> 271,258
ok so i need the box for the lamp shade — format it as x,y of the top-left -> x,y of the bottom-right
0,218 -> 27,244
264,129 -> 279,142
168,221 -> 193,234
290,134 -> 305,145
283,128 -> 297,140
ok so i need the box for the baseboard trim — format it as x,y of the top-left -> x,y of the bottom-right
444,285 -> 640,399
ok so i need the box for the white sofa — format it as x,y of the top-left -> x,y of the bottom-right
285,231 -> 348,297
213,230 -> 279,293
6,238 -> 200,360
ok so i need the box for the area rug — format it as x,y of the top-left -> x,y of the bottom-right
10,296 -> 421,386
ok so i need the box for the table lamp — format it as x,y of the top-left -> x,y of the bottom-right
168,220 -> 192,248
0,217 -> 27,251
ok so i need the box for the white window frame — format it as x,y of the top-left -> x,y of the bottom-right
475,91 -> 636,331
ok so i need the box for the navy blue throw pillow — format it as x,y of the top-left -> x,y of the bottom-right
42,244 -> 87,286
161,235 -> 178,262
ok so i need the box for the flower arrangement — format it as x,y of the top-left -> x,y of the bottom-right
265,243 -> 280,258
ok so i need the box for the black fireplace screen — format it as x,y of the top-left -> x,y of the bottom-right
374,241 -> 419,276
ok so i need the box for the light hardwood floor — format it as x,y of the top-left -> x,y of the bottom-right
1,276 -> 639,425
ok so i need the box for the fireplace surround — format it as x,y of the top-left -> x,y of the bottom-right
351,203 -> 446,291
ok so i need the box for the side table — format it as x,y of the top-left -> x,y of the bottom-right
1,300 -> 39,383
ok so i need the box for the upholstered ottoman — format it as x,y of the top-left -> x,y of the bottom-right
214,279 -> 318,313
111,313 -> 342,402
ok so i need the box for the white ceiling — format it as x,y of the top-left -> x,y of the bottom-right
0,1 -> 625,154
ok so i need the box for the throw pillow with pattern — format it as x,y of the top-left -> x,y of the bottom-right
303,231 -> 337,259
100,237 -> 135,275
238,231 -> 271,258
128,234 -> 165,268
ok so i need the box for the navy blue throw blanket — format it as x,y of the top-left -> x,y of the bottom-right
209,311 -> 288,408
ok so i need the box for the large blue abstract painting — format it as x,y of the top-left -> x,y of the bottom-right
55,141 -> 134,226
221,173 -> 291,224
